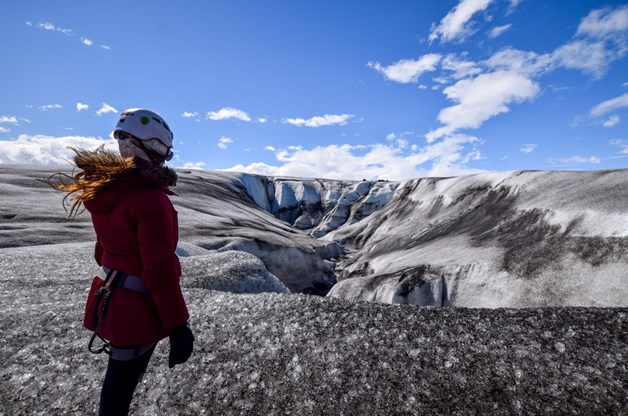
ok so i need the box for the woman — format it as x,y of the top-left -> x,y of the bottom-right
48,108 -> 194,415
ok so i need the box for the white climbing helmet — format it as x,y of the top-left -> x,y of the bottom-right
113,108 -> 174,149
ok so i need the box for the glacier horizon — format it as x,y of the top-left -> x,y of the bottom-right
1,165 -> 627,307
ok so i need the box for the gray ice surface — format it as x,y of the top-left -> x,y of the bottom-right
1,278 -> 626,414
1,166 -> 628,414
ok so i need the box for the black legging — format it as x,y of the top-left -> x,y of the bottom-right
99,344 -> 157,415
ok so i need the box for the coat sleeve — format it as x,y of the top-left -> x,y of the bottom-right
134,190 -> 189,330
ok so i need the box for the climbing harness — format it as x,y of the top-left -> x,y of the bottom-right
88,267 -> 151,359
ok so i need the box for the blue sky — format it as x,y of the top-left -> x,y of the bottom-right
1,0 -> 627,179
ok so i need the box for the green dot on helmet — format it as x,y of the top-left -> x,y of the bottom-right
141,116 -> 150,125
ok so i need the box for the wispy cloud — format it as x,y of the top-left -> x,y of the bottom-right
26,21 -> 110,50
207,108 -> 251,122
218,136 -> 234,150
520,144 -> 537,153
603,115 -> 620,128
283,114 -> 354,127
179,161 -> 207,170
610,139 -> 628,154
483,47 -> 552,77
96,103 -> 117,116
488,24 -> 512,39
590,93 -> 628,117
426,71 -> 539,142
0,127 -> 10,134
39,104 -> 62,111
367,54 -> 441,83
507,0 -> 524,14
0,134 -> 116,165
26,21 -> 73,35
0,116 -> 18,124
439,54 -> 483,82
553,5 -> 628,78
182,111 -> 199,118
547,155 -> 601,166
76,103 -> 89,112
225,134 -> 484,180
429,0 -> 493,43
552,40 -> 611,78
257,117 -> 268,123
576,5 -> 628,39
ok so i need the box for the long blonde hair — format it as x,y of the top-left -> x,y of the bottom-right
44,147 -> 135,219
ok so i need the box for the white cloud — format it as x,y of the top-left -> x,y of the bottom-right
207,108 -> 251,122
483,47 -> 552,76
610,139 -> 628,154
426,71 -> 539,142
386,132 -> 416,150
0,134 -> 117,165
507,0 -> 523,14
264,146 -> 276,151
27,21 -> 110,49
552,40 -> 611,78
224,134 -> 484,180
76,103 -> 89,112
590,93 -> 628,117
29,21 -> 73,35
0,116 -> 18,124
488,24 -> 512,39
181,111 -> 199,118
603,115 -> 620,127
367,54 -> 441,83
520,144 -> 537,153
576,5 -> 628,39
179,161 -> 207,170
440,54 -> 482,81
551,5 -> 628,78
283,114 -> 354,128
0,127 -> 10,133
257,118 -> 268,123
547,155 -> 601,166
429,0 -> 493,43
218,136 -> 234,150
39,104 -> 62,111
96,103 -> 117,116
39,22 -> 56,31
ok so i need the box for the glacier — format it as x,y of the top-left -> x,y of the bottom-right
0,165 -> 627,414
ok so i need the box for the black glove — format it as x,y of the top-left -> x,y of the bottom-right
168,323 -> 194,368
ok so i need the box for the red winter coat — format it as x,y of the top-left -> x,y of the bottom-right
82,159 -> 189,346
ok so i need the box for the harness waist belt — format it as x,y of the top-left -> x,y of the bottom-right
97,267 -> 149,295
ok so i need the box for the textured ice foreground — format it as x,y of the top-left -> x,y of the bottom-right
1,280 -> 626,414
